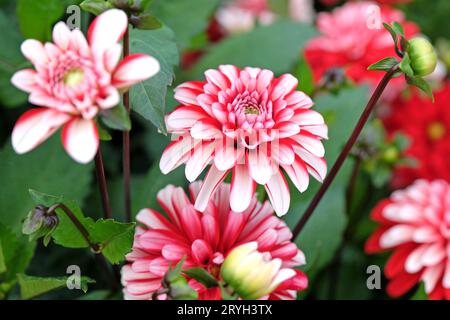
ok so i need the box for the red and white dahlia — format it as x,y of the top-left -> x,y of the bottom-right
11,9 -> 160,163
159,65 -> 328,216
305,1 -> 418,100
122,182 -> 308,300
366,180 -> 450,299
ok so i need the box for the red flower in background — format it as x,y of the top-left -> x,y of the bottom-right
382,82 -> 450,188
320,0 -> 413,6
366,180 -> 450,300
122,182 -> 308,300
305,1 -> 418,100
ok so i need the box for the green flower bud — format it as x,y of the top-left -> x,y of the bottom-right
221,242 -> 295,300
407,37 -> 438,77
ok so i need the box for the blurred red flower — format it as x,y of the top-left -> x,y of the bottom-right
305,1 -> 418,100
382,82 -> 450,188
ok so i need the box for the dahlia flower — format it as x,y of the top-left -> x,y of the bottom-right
305,1 -> 418,100
159,65 -> 328,216
382,82 -> 450,188
366,180 -> 450,299
122,182 -> 308,300
11,9 -> 160,163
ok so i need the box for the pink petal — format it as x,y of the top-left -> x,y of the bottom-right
191,239 -> 213,265
205,69 -> 230,90
274,121 -> 300,138
201,214 -> 220,250
218,65 -> 240,83
190,118 -> 221,140
282,156 -> 310,192
302,124 -> 329,139
291,109 -> 325,125
291,132 -> 325,157
52,22 -> 71,51
113,54 -> 160,89
88,9 -> 128,55
136,209 -> 172,231
179,205 -> 203,242
104,44 -> 123,73
166,106 -> 208,131
295,148 -> 327,182
256,69 -> 274,92
194,165 -> 229,212
264,169 -> 290,216
21,39 -> 48,65
61,118 -> 99,163
213,139 -> 240,171
159,135 -> 198,174
271,74 -> 298,100
272,143 -> 295,165
185,142 -> 214,182
11,69 -> 37,92
12,108 -> 70,154
230,164 -> 256,212
174,81 -> 204,106
248,148 -> 273,185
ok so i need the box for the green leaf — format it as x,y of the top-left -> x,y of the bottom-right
89,219 -> 135,264
183,268 -> 219,288
29,189 -> 61,207
406,76 -> 434,102
284,86 -> 369,280
100,104 -> 132,131
0,223 -> 36,290
399,53 -> 415,77
151,0 -> 220,50
96,122 -> 113,141
392,22 -> 405,37
0,11 -> 28,108
383,22 -> 400,52
17,0 -> 65,41
0,135 -> 93,234
80,0 -> 113,15
191,21 -> 317,78
52,201 -> 95,249
293,55 -> 314,96
411,283 -> 428,300
367,57 -> 398,72
129,25 -> 179,133
77,289 -> 111,300
17,274 -> 95,300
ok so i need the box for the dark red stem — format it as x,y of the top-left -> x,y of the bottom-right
94,148 -> 112,219
292,66 -> 398,239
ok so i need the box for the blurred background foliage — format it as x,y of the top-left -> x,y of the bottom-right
0,0 -> 448,300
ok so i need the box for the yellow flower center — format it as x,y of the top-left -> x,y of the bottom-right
63,68 -> 84,87
427,122 -> 446,141
244,105 -> 260,115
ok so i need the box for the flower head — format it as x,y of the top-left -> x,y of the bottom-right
121,182 -> 308,300
366,180 -> 450,299
159,65 -> 327,216
221,242 -> 297,300
11,9 -> 160,163
305,1 -> 418,100
382,82 -> 450,187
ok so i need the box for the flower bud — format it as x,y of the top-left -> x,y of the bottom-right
220,242 -> 296,300
22,205 -> 58,245
407,37 -> 437,77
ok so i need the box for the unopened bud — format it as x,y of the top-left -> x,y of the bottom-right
220,242 -> 296,300
23,205 -> 58,245
407,37 -> 437,77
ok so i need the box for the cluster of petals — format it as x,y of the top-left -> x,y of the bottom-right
159,65 -> 328,216
382,82 -> 450,188
11,9 -> 160,163
366,180 -> 450,299
305,1 -> 419,100
122,182 -> 308,300
215,0 -> 314,35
